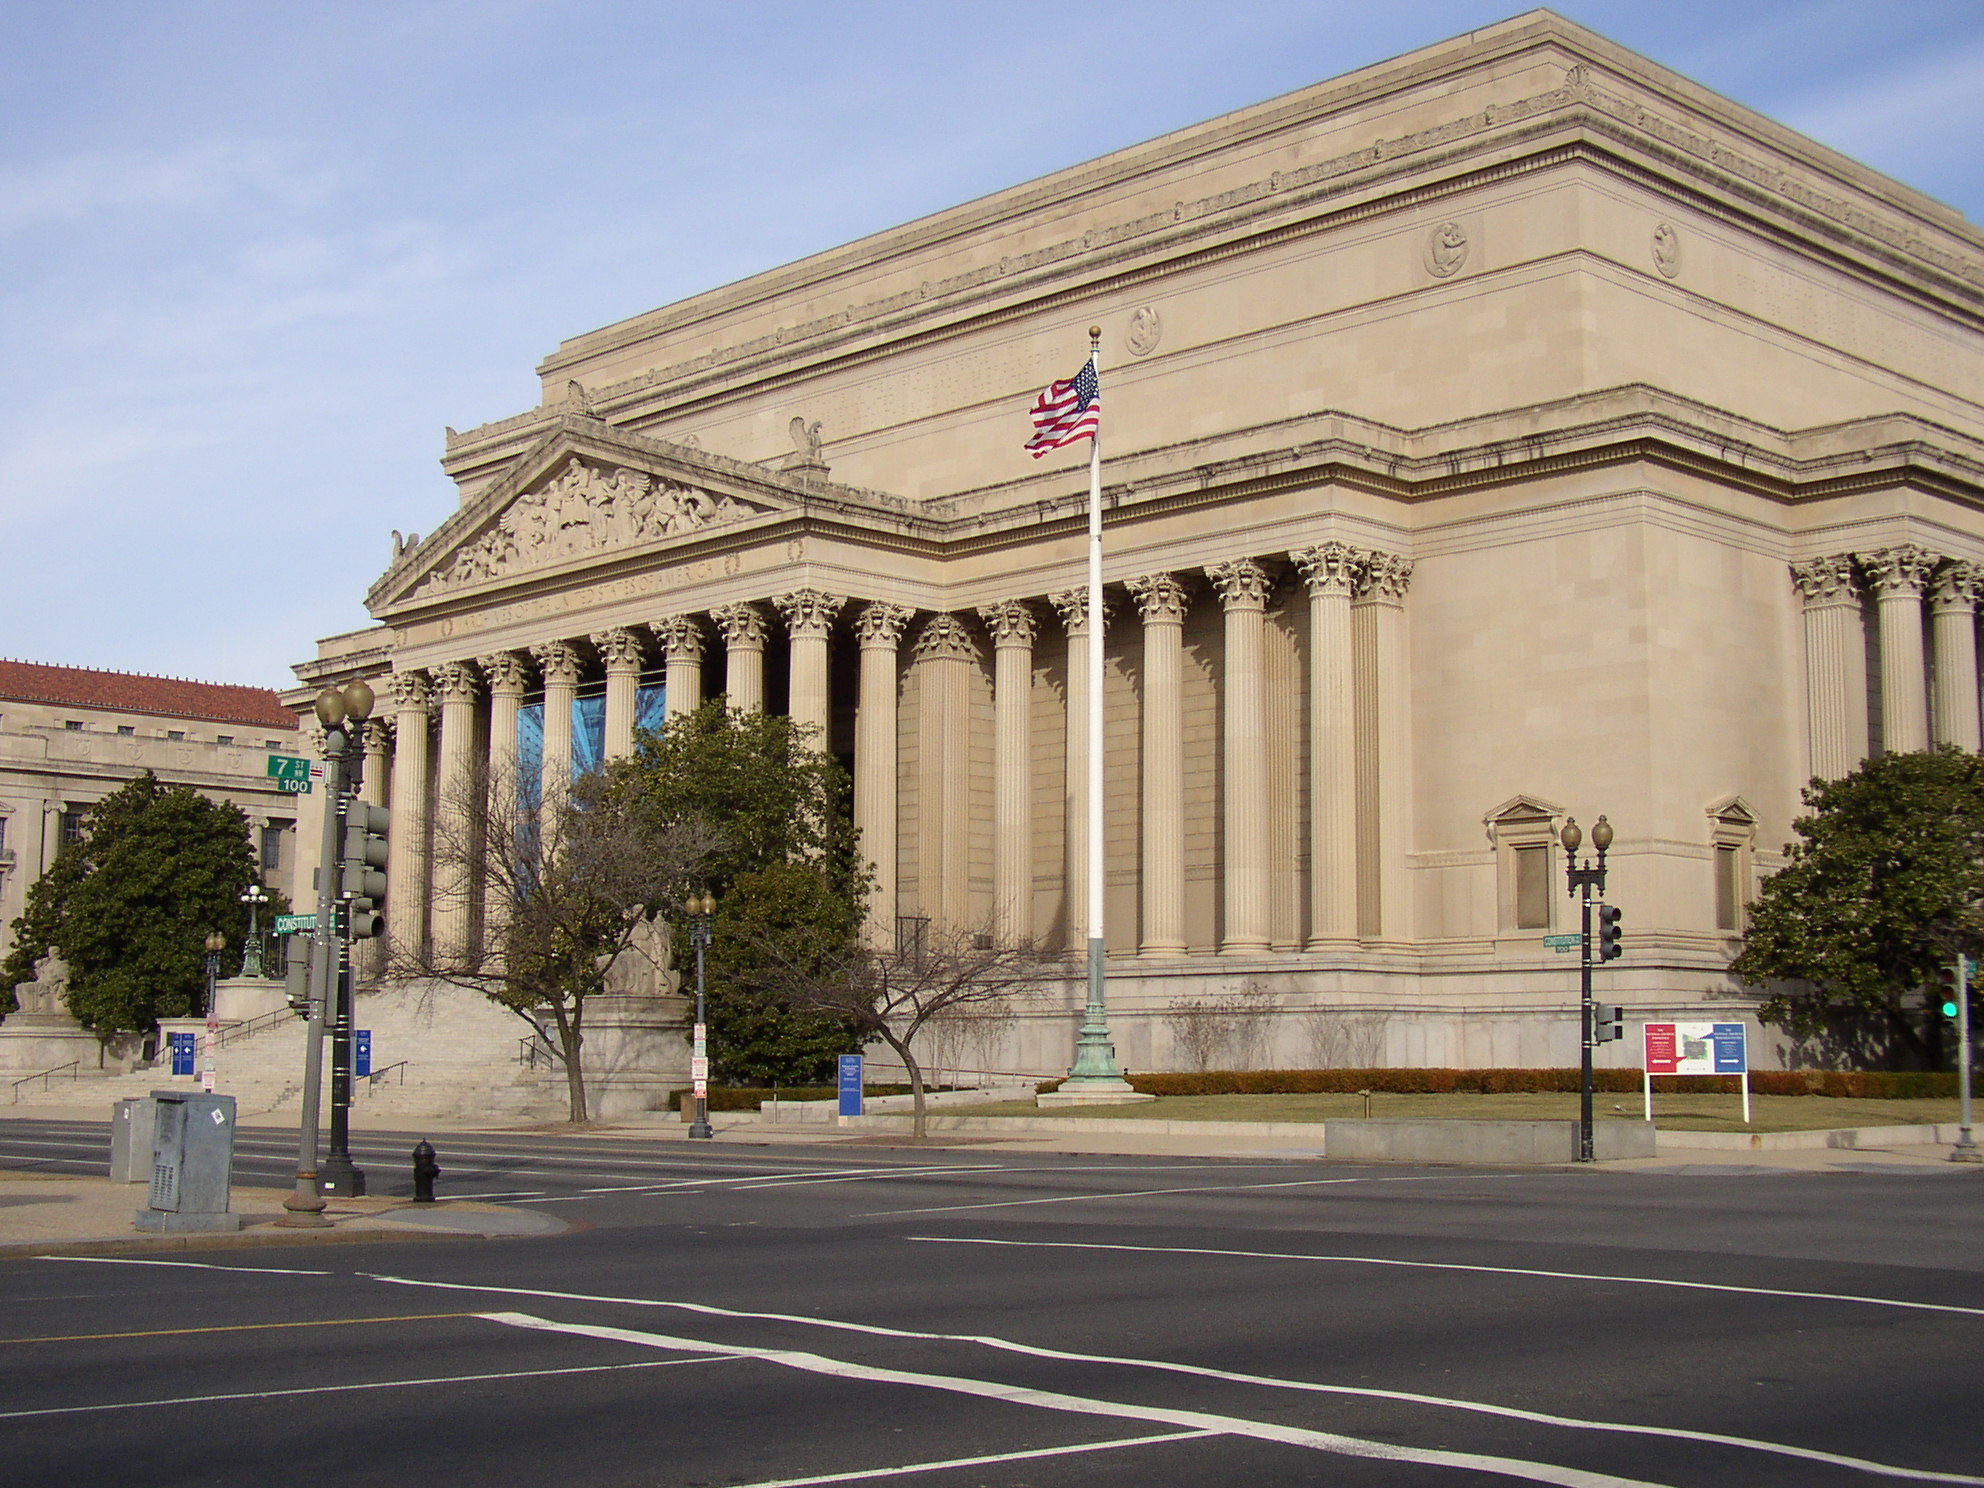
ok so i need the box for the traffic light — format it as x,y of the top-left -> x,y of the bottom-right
1937,963 -> 1963,1021
342,802 -> 390,939
1596,903 -> 1623,961
284,933 -> 312,1013
1594,1003 -> 1624,1043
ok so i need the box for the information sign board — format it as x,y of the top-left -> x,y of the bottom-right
838,1054 -> 864,1118
355,1030 -> 371,1079
1642,1020 -> 1750,1123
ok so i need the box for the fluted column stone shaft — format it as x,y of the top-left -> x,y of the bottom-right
479,652 -> 530,793
854,603 -> 910,940
531,640 -> 583,806
778,590 -> 844,748
358,716 -> 396,979
431,661 -> 483,958
1291,543 -> 1358,948
592,628 -> 645,761
1930,562 -> 1981,751
1207,558 -> 1273,954
979,600 -> 1038,942
1791,557 -> 1867,780
713,603 -> 768,712
1352,553 -> 1413,942
387,670 -> 433,958
1127,574 -> 1188,956
653,616 -> 705,720
1862,545 -> 1935,755
915,614 -> 977,928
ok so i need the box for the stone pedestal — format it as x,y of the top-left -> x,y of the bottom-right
1035,1089 -> 1156,1108
583,992 -> 692,1118
212,977 -> 289,1024
0,1011 -> 102,1072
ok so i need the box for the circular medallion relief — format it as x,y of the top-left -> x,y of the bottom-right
1424,221 -> 1470,278
1125,306 -> 1163,357
1652,222 -> 1682,278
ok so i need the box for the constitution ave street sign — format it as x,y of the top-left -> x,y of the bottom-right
273,914 -> 316,935
1543,934 -> 1582,952
267,755 -> 313,794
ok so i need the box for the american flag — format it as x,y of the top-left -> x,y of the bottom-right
1024,359 -> 1100,458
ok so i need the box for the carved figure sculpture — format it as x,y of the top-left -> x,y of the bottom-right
13,952 -> 72,1015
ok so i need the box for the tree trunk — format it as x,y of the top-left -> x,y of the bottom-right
550,1004 -> 588,1123
879,1027 -> 925,1138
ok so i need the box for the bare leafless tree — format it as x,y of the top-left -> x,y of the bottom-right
763,924 -> 1057,1137
391,761 -> 713,1123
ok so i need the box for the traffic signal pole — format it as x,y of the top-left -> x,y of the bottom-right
1955,953 -> 1980,1164
276,726 -> 345,1228
1560,815 -> 1614,1165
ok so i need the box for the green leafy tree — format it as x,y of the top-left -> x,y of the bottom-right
1730,747 -> 1984,1069
605,702 -> 870,1084
2,773 -> 274,1035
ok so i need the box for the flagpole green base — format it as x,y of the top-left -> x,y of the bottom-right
1040,939 -> 1149,1106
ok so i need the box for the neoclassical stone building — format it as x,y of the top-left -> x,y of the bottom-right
294,13 -> 1984,1075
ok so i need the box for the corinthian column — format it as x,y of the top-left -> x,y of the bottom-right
915,614 -> 977,928
479,652 -> 530,795
854,602 -> 911,937
1050,590 -> 1112,947
591,627 -> 645,760
1930,561 -> 1981,751
777,590 -> 844,748
1791,557 -> 1866,780
387,670 -> 433,958
653,616 -> 705,720
1353,552 -> 1413,942
978,600 -> 1038,942
530,640 -> 583,804
1861,545 -> 1936,754
1206,558 -> 1273,954
713,603 -> 768,712
1126,574 -> 1188,956
1291,542 -> 1358,948
357,716 -> 396,979
430,661 -> 483,958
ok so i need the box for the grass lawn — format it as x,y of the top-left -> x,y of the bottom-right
949,1090 -> 1964,1134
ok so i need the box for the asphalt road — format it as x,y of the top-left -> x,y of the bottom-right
2,1115 -> 1981,1487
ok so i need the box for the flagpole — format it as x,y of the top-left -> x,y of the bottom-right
1062,325 -> 1129,1092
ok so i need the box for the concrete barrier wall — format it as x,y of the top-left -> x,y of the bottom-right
1322,1119 -> 1655,1164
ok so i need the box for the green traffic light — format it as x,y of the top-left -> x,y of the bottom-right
1942,1000 -> 1960,1019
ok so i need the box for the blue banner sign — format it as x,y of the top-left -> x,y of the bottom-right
169,1032 -> 196,1076
1709,1022 -> 1747,1074
354,1030 -> 371,1079
837,1055 -> 863,1117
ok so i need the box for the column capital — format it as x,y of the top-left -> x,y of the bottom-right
1289,541 -> 1359,598
530,639 -> 585,685
1049,589 -> 1115,636
1791,555 -> 1859,608
432,661 -> 482,704
1860,545 -> 1937,598
362,717 -> 396,753
777,589 -> 845,640
477,650 -> 532,696
977,599 -> 1039,648
855,600 -> 913,648
591,626 -> 647,673
390,668 -> 432,712
1205,556 -> 1273,610
712,601 -> 769,648
1353,551 -> 1413,605
913,613 -> 978,663
1929,560 -> 1982,613
1127,573 -> 1190,625
651,615 -> 706,663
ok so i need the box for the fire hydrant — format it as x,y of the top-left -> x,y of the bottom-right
412,1140 -> 440,1203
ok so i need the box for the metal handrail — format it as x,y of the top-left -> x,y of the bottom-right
365,1060 -> 410,1087
518,1035 -> 561,1070
213,1006 -> 300,1049
11,1060 -> 81,1103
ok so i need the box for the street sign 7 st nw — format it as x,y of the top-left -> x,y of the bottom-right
266,754 -> 313,793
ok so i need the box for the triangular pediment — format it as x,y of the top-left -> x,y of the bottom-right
369,419 -> 821,612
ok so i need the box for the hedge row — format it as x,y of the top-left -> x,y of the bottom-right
1033,1068 -> 1960,1099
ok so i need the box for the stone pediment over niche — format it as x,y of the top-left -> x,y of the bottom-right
409,454 -> 761,600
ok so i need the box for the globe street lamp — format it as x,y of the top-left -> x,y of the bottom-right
1560,814 -> 1614,1163
321,680 -> 374,1199
239,884 -> 270,979
685,893 -> 716,1140
202,931 -> 226,1094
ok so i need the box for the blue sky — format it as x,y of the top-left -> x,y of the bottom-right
3,1 -> 1981,689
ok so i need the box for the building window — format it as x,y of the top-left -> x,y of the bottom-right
1707,797 -> 1758,934
116,725 -> 134,736
166,730 -> 185,741
59,808 -> 86,853
64,720 -> 83,731
260,823 -> 286,873
1487,796 -> 1563,935
0,816 -> 8,856
217,734 -> 234,746
265,739 -> 282,749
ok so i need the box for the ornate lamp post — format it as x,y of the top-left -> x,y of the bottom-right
239,884 -> 270,979
685,893 -> 715,1140
202,932 -> 226,1017
1559,814 -> 1613,1164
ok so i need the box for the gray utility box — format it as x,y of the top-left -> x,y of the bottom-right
109,1097 -> 160,1184
134,1091 -> 242,1233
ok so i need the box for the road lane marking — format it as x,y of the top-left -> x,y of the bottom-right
3,1311 -> 478,1345
0,1355 -> 737,1421
39,1257 -> 334,1276
909,1237 -> 1984,1322
717,1430 -> 1218,1486
479,1311 -> 1673,1488
369,1272 -> 1984,1484
865,1174 -> 1444,1215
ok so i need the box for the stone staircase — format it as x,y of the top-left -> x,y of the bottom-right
11,983 -> 571,1122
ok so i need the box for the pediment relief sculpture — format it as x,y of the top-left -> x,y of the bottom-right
414,456 -> 762,597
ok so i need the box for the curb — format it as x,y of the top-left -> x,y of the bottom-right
0,1222 -> 497,1262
